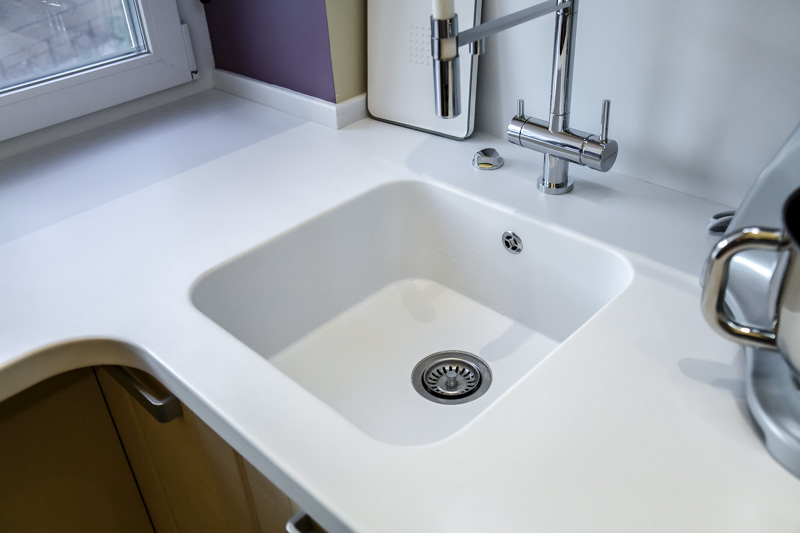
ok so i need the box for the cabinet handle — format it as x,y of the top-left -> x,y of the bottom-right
286,511 -> 316,533
104,366 -> 183,423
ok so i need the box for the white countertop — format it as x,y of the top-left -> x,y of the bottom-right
1,91 -> 798,532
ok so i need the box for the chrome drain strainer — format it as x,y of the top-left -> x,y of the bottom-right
412,351 -> 492,404
502,231 -> 523,254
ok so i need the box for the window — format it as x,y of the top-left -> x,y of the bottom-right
0,0 -> 195,142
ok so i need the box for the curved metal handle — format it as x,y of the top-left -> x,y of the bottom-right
104,366 -> 183,423
286,511 -> 314,533
701,227 -> 789,349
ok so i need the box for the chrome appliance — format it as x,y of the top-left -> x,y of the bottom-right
701,122 -> 800,478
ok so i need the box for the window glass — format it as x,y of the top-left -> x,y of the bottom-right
0,0 -> 193,142
0,0 -> 147,94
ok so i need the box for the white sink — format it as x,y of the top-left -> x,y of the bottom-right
192,181 -> 632,445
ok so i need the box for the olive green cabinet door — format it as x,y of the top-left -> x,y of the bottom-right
0,368 -> 152,532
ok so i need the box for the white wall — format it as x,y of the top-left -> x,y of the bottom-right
475,0 -> 800,207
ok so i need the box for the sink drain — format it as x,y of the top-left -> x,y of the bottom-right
412,351 -> 492,404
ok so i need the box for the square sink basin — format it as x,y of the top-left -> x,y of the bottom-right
192,181 -> 632,445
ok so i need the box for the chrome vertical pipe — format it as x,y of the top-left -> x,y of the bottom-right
431,16 -> 461,118
539,0 -> 578,194
548,0 -> 577,129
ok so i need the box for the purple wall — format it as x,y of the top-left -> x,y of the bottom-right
204,0 -> 336,103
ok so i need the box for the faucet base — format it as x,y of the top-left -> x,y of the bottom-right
537,176 -> 573,195
538,152 -> 573,194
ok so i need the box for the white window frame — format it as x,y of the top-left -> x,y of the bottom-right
0,0 -> 194,142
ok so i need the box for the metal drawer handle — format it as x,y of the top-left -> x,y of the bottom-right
104,366 -> 183,423
286,511 -> 317,533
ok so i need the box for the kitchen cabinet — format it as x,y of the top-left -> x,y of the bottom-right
0,368 -> 152,532
0,366 -> 320,532
95,366 -> 307,532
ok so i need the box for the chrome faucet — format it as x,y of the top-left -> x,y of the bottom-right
432,0 -> 618,194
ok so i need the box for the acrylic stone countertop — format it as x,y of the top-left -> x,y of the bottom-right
1,91 -> 799,532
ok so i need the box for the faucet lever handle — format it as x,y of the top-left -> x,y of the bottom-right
599,99 -> 611,143
517,99 -> 525,118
